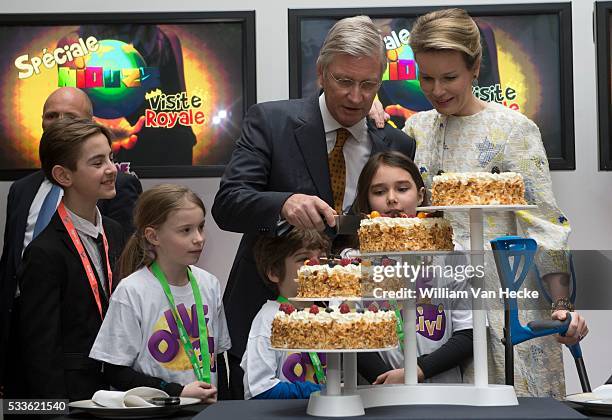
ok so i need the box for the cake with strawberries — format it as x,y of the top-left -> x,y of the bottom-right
271,303 -> 398,349
359,211 -> 453,252
431,171 -> 527,206
296,257 -> 403,298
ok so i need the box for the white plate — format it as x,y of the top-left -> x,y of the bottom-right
270,346 -> 398,353
68,397 -> 200,419
565,393 -> 612,416
417,204 -> 537,211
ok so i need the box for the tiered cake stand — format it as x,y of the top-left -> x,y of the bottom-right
273,323 -> 397,416
276,204 -> 536,417
417,204 -> 536,395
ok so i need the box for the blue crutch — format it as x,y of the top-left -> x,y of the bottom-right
533,250 -> 591,393
490,236 -> 591,392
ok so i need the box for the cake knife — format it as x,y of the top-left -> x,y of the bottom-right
274,214 -> 362,236
333,214 -> 363,234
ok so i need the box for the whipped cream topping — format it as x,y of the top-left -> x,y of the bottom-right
298,263 -> 361,276
432,171 -> 523,184
360,216 -> 450,228
274,305 -> 396,324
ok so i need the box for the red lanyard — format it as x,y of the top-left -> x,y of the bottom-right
57,201 -> 113,319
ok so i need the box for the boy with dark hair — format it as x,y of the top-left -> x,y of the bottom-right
17,118 -> 125,400
241,229 -> 330,399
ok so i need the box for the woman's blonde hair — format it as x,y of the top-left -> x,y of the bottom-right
118,184 -> 205,278
409,8 -> 482,70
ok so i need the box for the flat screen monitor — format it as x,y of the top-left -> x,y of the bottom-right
0,11 -> 256,179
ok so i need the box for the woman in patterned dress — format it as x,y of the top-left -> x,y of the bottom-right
386,8 -> 588,397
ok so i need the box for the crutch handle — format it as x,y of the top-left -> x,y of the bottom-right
526,316 -> 570,334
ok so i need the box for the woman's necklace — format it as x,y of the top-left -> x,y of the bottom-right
437,114 -> 449,174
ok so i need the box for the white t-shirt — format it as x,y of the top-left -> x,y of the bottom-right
241,300 -> 326,399
90,265 -> 231,386
380,253 -> 473,383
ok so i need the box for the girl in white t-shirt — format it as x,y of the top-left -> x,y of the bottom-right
353,151 -> 473,384
90,184 -> 231,402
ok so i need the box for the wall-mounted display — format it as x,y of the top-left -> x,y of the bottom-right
0,11 -> 256,179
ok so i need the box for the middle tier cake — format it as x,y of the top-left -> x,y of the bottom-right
271,304 -> 398,349
359,212 -> 454,252
296,258 -> 403,298
296,259 -> 361,297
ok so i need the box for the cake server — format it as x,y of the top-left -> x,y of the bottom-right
334,214 -> 363,234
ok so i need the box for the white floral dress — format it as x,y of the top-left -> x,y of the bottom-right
404,102 -> 571,398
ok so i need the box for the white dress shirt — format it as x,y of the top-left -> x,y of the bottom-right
65,206 -> 108,296
318,93 -> 372,213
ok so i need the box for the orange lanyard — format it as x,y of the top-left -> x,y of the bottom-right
57,201 -> 113,319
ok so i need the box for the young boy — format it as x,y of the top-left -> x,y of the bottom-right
240,229 -> 330,399
16,118 -> 125,400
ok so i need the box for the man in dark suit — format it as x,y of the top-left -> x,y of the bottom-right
0,87 -> 141,395
212,16 -> 416,399
17,208 -> 125,400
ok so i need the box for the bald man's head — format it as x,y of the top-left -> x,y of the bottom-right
42,87 -> 93,131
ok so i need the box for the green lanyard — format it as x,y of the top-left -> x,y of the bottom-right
389,300 -> 405,350
151,261 -> 211,383
276,296 -> 326,385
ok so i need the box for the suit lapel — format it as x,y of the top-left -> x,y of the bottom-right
368,123 -> 391,156
294,98 -> 334,205
52,213 -> 79,259
54,214 -> 110,312
292,105 -> 393,207
14,171 -> 46,269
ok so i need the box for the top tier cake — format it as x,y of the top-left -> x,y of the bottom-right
431,171 -> 527,206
